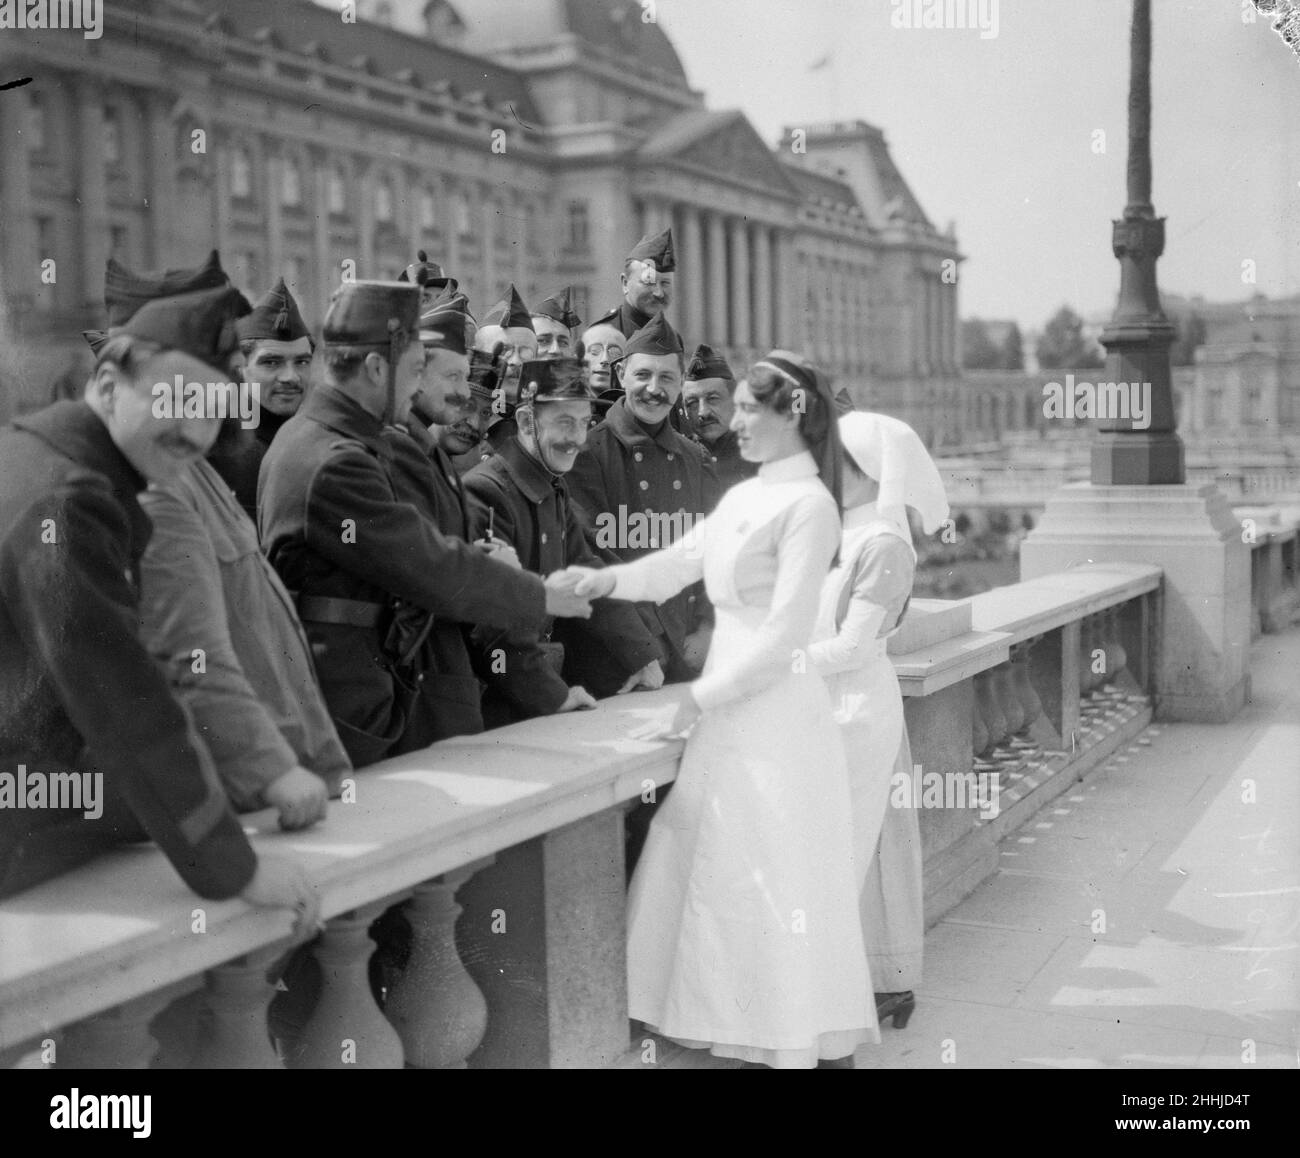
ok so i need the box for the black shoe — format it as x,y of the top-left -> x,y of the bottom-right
874,990 -> 916,1029
816,1054 -> 855,1069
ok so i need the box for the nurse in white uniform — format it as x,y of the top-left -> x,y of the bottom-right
810,411 -> 949,1030
569,351 -> 878,1068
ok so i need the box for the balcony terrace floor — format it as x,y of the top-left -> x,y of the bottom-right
622,624 -> 1300,1070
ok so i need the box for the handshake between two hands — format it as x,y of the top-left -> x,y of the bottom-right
541,565 -> 617,618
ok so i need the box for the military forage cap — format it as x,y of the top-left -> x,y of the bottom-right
419,290 -> 476,356
481,284 -> 534,332
615,311 -> 684,363
235,276 -> 311,343
111,285 -> 252,375
518,356 -> 594,406
322,280 -> 420,346
104,249 -> 229,326
398,249 -> 458,294
532,286 -> 582,330
685,342 -> 733,382
626,226 -> 675,273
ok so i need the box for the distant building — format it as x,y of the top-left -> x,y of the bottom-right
0,0 -> 966,445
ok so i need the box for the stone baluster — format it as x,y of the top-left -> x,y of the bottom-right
289,902 -> 405,1069
1078,615 -> 1101,701
971,693 -> 989,760
384,857 -> 494,1069
58,991 -> 176,1069
1100,605 -> 1129,701
190,946 -> 285,1069
1007,639 -> 1047,755
972,669 -> 1006,772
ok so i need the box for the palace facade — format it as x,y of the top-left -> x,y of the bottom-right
0,0 -> 964,442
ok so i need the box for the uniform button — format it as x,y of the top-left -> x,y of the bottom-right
417,673 -> 426,683
634,452 -> 644,462
639,480 -> 649,491
540,532 -> 548,544
672,480 -> 682,490
667,453 -> 674,461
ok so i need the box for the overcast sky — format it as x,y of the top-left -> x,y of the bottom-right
657,0 -> 1300,331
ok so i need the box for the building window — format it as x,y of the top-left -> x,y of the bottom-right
103,106 -> 120,165
27,93 -> 46,152
418,188 -> 437,231
231,147 -> 253,199
281,158 -> 302,208
566,200 -> 589,251
109,225 -> 128,256
284,256 -> 305,294
452,192 -> 471,237
230,250 -> 258,291
375,175 -> 394,224
327,166 -> 348,215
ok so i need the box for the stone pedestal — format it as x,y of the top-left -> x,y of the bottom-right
1020,482 -> 1250,723
455,810 -> 628,1068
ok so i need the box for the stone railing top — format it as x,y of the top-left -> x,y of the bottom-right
966,562 -> 1162,645
0,687 -> 690,1050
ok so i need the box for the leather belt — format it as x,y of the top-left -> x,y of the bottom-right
297,595 -> 385,628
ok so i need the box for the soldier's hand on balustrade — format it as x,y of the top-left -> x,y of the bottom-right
558,685 -> 598,712
617,659 -> 665,694
265,765 -> 329,832
242,854 -> 322,944
543,571 -> 594,618
629,688 -> 702,742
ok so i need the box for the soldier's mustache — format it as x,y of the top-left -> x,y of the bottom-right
637,388 -> 669,406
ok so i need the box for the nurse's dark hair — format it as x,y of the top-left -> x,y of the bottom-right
746,350 -> 844,565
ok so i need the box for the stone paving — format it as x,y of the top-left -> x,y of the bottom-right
630,626 -> 1300,1070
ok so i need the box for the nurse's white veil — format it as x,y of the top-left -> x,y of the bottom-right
837,411 -> 950,547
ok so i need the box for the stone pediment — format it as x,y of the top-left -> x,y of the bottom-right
639,110 -> 798,200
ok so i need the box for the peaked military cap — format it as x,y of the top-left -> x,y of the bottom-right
481,284 -> 534,331
111,285 -> 252,375
322,280 -> 420,346
235,277 -> 311,343
685,342 -> 733,382
626,226 -> 675,273
418,290 -> 476,356
517,357 -> 594,406
104,249 -> 229,327
398,249 -> 458,294
532,286 -> 582,330
614,312 -> 684,362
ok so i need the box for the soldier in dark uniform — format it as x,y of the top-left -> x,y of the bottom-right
587,226 -> 675,341
530,286 -> 582,360
679,342 -> 759,499
463,358 -> 664,726
463,284 -> 538,468
207,277 -> 314,520
258,281 -> 592,768
567,313 -> 719,688
381,292 -> 529,745
396,249 -> 458,313
0,283 -> 318,928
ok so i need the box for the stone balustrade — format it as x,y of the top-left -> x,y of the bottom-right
0,562 -> 1181,1070
1237,504 -> 1300,638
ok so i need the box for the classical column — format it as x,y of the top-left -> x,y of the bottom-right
143,93 -> 177,267
678,204 -> 704,345
752,222 -> 772,351
312,150 -> 332,302
355,159 -> 374,277
771,228 -> 791,348
443,177 -> 461,278
729,217 -> 752,353
706,212 -> 728,345
0,75 -> 37,314
481,183 -> 496,297
264,143 -> 284,285
75,78 -> 109,313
